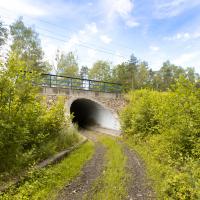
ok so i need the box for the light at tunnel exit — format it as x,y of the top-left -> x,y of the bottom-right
70,98 -> 120,130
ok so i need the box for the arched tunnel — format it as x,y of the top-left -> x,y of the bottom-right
70,98 -> 120,131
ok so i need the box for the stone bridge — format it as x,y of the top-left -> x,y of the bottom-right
40,74 -> 125,135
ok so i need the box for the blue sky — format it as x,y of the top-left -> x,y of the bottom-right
1,0 -> 200,73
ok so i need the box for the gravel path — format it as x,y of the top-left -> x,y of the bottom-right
122,143 -> 156,200
56,131 -> 105,200
56,130 -> 155,200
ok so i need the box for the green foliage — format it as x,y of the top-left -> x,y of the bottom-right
0,19 -> 7,48
0,54 -> 79,178
56,50 -> 79,77
0,141 -> 94,200
89,60 -> 111,81
80,65 -> 89,79
121,77 -> 200,199
112,55 -> 199,91
112,62 -> 130,88
10,17 -> 49,73
112,56 -> 149,90
121,89 -> 164,136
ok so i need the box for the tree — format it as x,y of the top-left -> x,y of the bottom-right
137,61 -> 149,88
151,71 -> 162,90
112,62 -> 129,90
157,61 -> 186,90
185,67 -> 198,82
79,66 -> 89,89
89,60 -> 111,81
0,52 -> 73,174
128,54 -> 139,89
80,65 -> 89,79
56,50 -> 79,77
112,61 -> 135,90
0,53 -> 41,172
112,54 -> 149,90
129,54 -> 138,65
142,62 -> 199,91
0,19 -> 8,63
0,19 -> 7,48
10,17 -> 48,73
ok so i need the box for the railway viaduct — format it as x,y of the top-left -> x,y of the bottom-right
40,74 -> 126,135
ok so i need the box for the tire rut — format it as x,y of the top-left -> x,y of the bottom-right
122,143 -> 156,200
56,132 -> 105,200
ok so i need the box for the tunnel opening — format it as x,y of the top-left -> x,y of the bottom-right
70,98 -> 120,131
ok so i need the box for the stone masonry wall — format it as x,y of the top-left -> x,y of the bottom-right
41,87 -> 126,114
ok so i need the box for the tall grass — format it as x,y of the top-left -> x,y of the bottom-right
0,141 -> 94,200
121,77 -> 200,199
85,135 -> 127,200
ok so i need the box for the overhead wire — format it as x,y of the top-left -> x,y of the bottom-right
0,6 -> 134,53
1,14 -> 129,60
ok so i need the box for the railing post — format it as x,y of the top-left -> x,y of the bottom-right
49,75 -> 51,87
103,82 -> 106,92
70,77 -> 73,89
41,73 -> 123,93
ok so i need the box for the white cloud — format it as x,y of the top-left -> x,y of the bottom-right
79,30 -> 86,35
0,0 -> 47,17
125,18 -> 140,27
165,32 -> 200,41
86,22 -> 98,34
39,22 -> 99,66
64,35 -> 80,51
0,0 -> 88,24
41,37 -> 58,65
173,51 -> 200,66
150,45 -> 160,51
63,22 -> 98,52
100,35 -> 112,44
88,49 -> 97,58
154,0 -> 200,18
109,0 -> 134,17
101,0 -> 139,28
112,51 -> 126,65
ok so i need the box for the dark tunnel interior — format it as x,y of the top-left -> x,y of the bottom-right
70,98 -> 120,131
70,98 -> 100,128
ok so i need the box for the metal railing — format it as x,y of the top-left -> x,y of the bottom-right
41,74 -> 123,93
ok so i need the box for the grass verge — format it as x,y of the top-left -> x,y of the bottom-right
0,141 -> 94,200
0,126 -> 80,188
124,136 -> 167,199
124,135 -> 200,200
85,135 -> 127,200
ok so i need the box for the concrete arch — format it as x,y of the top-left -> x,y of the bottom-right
68,97 -> 120,132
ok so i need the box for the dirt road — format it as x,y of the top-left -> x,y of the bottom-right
57,131 -> 155,200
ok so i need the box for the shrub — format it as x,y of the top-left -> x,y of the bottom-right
0,55 -> 79,178
121,77 -> 200,199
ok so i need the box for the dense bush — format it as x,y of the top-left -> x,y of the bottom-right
121,77 -> 200,199
0,55 -> 79,178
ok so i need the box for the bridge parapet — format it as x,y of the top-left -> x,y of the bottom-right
40,75 -> 126,133
41,74 -> 122,93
